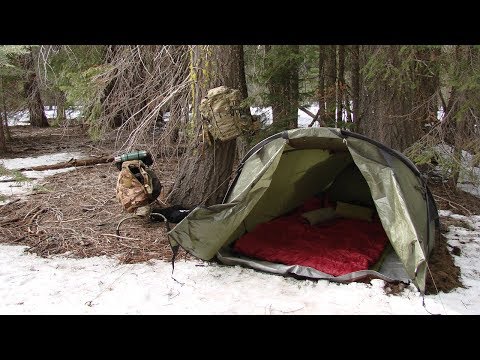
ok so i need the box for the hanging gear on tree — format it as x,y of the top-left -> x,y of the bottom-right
199,85 -> 258,144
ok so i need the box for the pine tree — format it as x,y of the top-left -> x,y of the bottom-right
169,45 -> 250,208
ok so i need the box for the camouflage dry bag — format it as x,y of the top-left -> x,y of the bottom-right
116,160 -> 161,213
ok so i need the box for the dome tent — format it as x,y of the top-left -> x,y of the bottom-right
168,128 -> 439,294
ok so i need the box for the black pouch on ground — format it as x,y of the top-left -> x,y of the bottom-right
150,205 -> 191,223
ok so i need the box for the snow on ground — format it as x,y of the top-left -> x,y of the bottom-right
1,209 -> 479,315
7,107 -> 81,126
0,149 -> 478,314
459,182 -> 480,198
0,152 -> 85,203
432,210 -> 480,314
0,245 -> 421,315
6,111 -> 30,126
432,143 -> 480,198
44,108 -> 81,121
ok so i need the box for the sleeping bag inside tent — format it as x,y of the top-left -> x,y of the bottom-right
168,128 -> 439,294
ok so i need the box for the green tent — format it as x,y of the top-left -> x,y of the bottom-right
168,128 -> 439,294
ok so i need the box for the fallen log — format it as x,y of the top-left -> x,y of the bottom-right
15,156 -> 114,172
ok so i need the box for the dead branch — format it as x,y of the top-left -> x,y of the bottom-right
0,178 -> 37,182
0,198 -> 20,207
299,106 -> 316,118
102,233 -> 142,241
27,207 -> 48,234
15,156 -> 114,171
433,194 -> 472,216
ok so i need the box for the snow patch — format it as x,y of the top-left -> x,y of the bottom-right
250,105 -> 321,128
7,107 -> 81,126
0,152 -> 86,203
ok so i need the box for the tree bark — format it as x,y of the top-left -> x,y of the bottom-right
324,45 -> 337,127
169,45 -> 249,208
0,76 -> 7,153
358,45 -> 425,151
56,90 -> 67,121
235,45 -> 250,161
448,45 -> 479,188
451,96 -> 466,188
23,48 -> 49,128
351,45 -> 361,130
413,46 -> 440,133
318,46 -> 326,126
336,45 -> 345,126
265,45 -> 280,125
159,45 -> 190,148
267,45 -> 300,130
1,76 -> 10,141
165,100 -> 181,146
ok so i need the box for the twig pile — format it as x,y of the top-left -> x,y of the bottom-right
0,161 -> 191,264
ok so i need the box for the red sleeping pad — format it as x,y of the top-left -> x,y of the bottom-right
233,199 -> 388,276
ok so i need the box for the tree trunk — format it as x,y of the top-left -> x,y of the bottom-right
23,49 -> 49,128
351,45 -> 361,130
324,45 -> 337,127
265,45 -> 281,127
449,45 -> 479,188
267,45 -> 300,130
162,45 -> 190,147
165,100 -> 181,146
56,90 -> 67,121
344,92 -> 353,124
336,45 -> 345,126
451,106 -> 466,188
0,76 -> 7,153
288,45 -> 300,129
318,46 -> 326,126
3,114 -> 9,141
0,114 -> 6,154
169,45 -> 249,208
1,77 -> 10,141
235,45 -> 250,161
358,45 -> 425,151
235,45 -> 249,100
413,46 -> 441,133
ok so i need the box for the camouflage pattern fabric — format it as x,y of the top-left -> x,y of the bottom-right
116,160 -> 155,213
199,86 -> 254,142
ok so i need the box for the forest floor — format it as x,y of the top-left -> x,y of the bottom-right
1,124 -> 479,296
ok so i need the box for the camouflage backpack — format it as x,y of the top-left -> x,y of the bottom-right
116,160 -> 162,213
199,86 -> 255,142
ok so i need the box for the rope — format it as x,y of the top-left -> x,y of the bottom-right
150,211 -> 179,278
85,263 -> 135,307
422,260 -> 447,315
198,169 -> 237,206
115,214 -> 140,236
